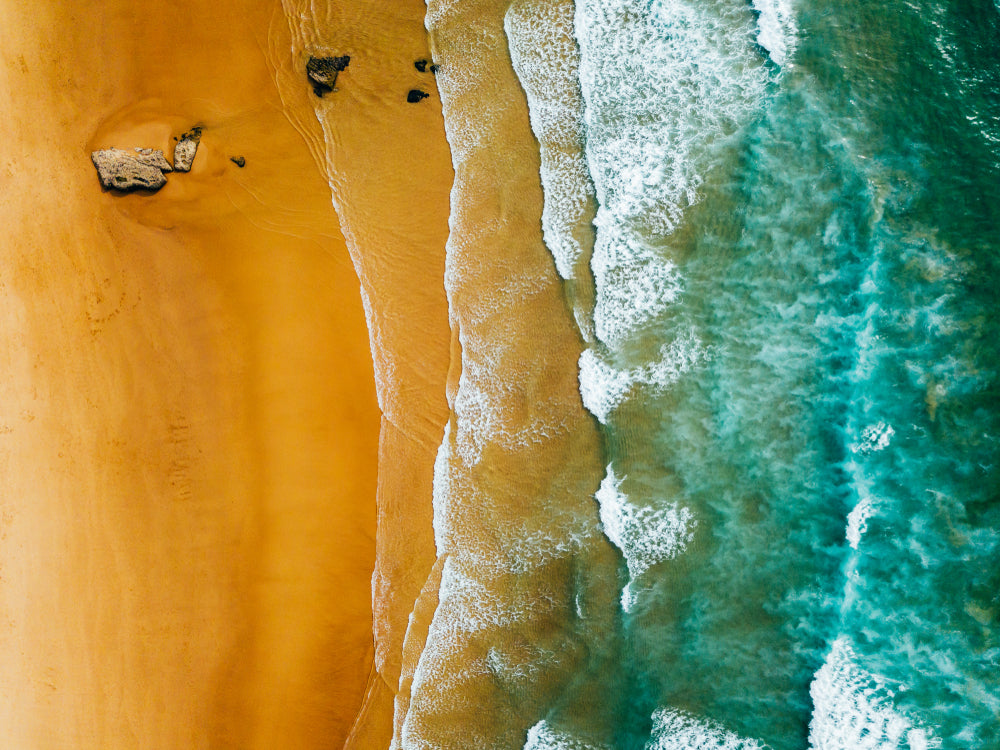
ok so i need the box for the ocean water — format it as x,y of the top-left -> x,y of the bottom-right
389,0 -> 1000,747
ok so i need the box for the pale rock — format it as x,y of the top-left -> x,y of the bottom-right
172,127 -> 202,172
91,147 -> 173,192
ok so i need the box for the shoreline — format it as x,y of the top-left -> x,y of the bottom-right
274,1 -> 456,745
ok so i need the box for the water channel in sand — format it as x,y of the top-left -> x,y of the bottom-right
0,0 -> 452,747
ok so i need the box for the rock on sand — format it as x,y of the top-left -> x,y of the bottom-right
91,147 -> 173,192
172,127 -> 202,172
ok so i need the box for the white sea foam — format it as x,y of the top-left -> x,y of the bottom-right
353,281 -> 393,415
440,233 -> 579,470
424,26 -> 508,165
591,227 -> 684,347
595,467 -> 696,611
399,553 -> 581,748
414,558 -> 553,669
808,637 -> 935,749
528,705 -> 770,749
619,582 -> 637,613
579,331 -> 708,423
752,0 -> 797,67
524,721 -> 608,750
578,349 -> 632,424
453,354 -> 572,467
433,423 -> 599,576
647,707 -> 768,749
505,0 -> 595,283
845,497 -> 875,550
575,0 -> 768,233
575,0 -> 768,352
431,423 -> 453,556
852,421 -> 895,454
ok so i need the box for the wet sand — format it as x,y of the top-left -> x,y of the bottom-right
0,0 -> 450,746
274,2 -> 455,746
384,0 -> 613,746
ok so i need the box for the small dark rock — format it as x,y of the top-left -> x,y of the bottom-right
230,156 -> 246,168
414,59 -> 428,72
172,126 -> 202,172
429,64 -> 440,74
407,89 -> 429,103
307,55 -> 350,97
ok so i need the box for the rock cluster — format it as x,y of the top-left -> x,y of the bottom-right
306,55 -> 440,104
91,148 -> 173,192
307,55 -> 350,97
92,124 -> 216,193
172,127 -> 202,172
408,59 -> 438,102
306,54 -> 438,104
414,58 -> 439,74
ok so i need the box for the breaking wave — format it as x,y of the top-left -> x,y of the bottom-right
385,0 -> 1000,746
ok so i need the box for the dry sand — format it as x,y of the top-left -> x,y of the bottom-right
0,0 -> 450,747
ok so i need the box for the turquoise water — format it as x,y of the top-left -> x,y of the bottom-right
411,0 -> 1000,747
573,0 -> 999,746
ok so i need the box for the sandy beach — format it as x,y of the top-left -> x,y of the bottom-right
275,0 -> 455,745
0,0 -> 451,746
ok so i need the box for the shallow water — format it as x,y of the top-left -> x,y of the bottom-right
388,0 -> 1000,747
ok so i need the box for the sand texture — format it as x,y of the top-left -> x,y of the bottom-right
275,2 -> 455,746
0,0 -> 435,746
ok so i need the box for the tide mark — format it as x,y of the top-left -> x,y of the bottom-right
166,414 -> 193,501
0,410 -> 35,435
0,509 -> 12,542
85,273 -> 129,336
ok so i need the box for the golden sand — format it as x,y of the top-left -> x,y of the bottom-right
0,0 -> 452,747
274,1 -> 455,745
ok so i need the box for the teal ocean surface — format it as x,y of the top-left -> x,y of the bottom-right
404,0 -> 1000,747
